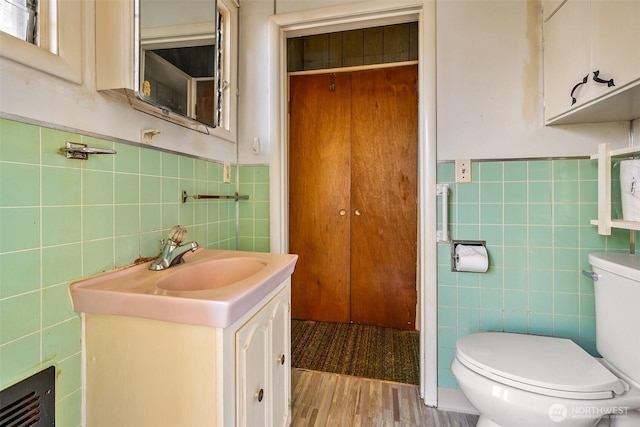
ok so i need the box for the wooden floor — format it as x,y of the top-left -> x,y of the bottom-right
291,369 -> 479,427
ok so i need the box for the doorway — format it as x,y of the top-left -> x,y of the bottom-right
269,2 -> 438,404
289,65 -> 418,330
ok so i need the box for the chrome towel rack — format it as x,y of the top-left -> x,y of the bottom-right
182,190 -> 249,203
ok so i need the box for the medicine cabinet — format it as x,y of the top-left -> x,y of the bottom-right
96,0 -> 234,135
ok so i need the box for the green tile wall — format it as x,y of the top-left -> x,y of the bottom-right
0,118 -> 249,426
437,159 -> 630,389
238,165 -> 270,252
12,116 -> 629,402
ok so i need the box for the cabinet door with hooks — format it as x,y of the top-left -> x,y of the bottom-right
543,0 -> 640,123
589,0 -> 640,100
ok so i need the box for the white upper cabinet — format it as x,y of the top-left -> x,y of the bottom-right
542,0 -> 566,22
544,0 -> 591,120
543,0 -> 640,125
590,0 -> 640,99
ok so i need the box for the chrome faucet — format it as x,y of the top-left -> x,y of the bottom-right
149,225 -> 199,271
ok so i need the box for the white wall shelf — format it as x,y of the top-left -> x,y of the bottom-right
591,143 -> 640,235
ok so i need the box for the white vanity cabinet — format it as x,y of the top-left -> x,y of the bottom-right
543,0 -> 640,124
236,286 -> 290,427
83,279 -> 291,427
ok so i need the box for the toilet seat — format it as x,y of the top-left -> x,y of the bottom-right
456,333 -> 626,400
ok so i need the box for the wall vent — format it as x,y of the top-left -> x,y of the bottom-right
0,366 -> 55,426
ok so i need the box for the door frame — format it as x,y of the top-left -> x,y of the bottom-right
268,1 -> 438,406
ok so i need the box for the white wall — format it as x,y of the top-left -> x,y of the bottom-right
1,0 -> 633,163
436,0 -> 629,160
237,0 -> 631,164
237,0 -> 275,164
0,0 -> 236,163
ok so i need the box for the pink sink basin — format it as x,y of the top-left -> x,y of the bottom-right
70,249 -> 298,328
156,257 -> 268,292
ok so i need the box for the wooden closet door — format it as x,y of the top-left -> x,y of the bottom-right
350,65 -> 418,330
289,73 -> 352,323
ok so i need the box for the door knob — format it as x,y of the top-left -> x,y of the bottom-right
354,209 -> 362,216
339,209 -> 347,216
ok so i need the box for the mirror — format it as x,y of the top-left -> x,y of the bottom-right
135,0 -> 220,129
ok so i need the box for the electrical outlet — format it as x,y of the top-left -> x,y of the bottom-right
223,162 -> 231,183
455,159 -> 472,183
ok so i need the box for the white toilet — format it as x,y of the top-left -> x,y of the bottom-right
452,252 -> 640,426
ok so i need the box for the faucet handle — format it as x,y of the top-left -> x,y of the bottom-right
168,225 -> 187,244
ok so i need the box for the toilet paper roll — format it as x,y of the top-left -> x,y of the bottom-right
620,159 -> 640,221
455,244 -> 489,273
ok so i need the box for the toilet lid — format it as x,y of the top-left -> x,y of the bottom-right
456,333 -> 626,400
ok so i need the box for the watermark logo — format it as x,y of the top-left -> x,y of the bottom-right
548,403 -> 629,422
548,403 -> 568,423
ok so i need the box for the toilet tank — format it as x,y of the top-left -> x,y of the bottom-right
588,252 -> 640,383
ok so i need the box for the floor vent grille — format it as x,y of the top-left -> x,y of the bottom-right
0,366 -> 55,427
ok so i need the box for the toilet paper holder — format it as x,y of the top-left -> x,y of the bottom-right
451,240 -> 487,272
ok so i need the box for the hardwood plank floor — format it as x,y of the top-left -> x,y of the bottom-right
291,369 -> 479,427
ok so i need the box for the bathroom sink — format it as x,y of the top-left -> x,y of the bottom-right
156,257 -> 267,291
69,249 -> 297,328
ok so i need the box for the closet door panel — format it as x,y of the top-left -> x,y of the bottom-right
350,65 -> 418,330
289,73 -> 352,323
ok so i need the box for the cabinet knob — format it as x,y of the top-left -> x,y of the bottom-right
278,354 -> 285,365
256,388 -> 264,402
354,209 -> 362,216
339,209 -> 347,216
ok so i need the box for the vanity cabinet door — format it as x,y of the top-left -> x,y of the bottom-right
237,314 -> 270,426
269,293 -> 291,427
236,285 -> 291,427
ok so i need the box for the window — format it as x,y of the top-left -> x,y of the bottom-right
205,0 -> 236,138
0,0 -> 38,44
287,22 -> 418,72
214,9 -> 223,128
215,0 -> 235,135
0,0 -> 81,83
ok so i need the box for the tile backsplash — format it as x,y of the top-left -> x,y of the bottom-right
4,117 -> 630,414
238,165 -> 270,252
437,159 -> 629,389
0,118 -> 269,426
